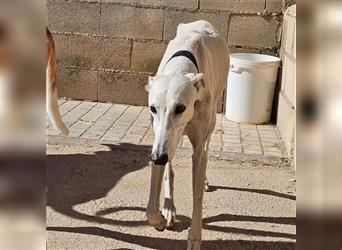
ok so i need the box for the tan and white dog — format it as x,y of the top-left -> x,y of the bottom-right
0,24 -> 68,137
46,28 -> 69,136
145,20 -> 229,249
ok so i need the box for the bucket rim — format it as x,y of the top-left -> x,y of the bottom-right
230,53 -> 281,65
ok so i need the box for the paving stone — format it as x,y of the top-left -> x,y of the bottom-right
59,100 -> 82,116
52,100 -> 287,158
69,103 -> 113,137
69,120 -> 93,137
244,149 -> 263,155
63,101 -> 97,127
222,145 -> 242,153
223,136 -> 240,142
57,99 -> 67,106
81,104 -> 128,140
81,103 -> 113,123
102,106 -> 144,141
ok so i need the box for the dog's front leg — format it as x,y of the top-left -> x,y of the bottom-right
162,162 -> 176,228
188,145 -> 207,250
146,163 -> 167,231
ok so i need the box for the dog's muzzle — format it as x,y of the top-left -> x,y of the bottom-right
151,153 -> 168,166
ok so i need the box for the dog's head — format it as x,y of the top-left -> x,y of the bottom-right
145,73 -> 204,165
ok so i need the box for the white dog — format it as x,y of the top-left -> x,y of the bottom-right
145,20 -> 229,249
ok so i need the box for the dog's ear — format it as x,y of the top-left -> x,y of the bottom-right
145,76 -> 155,92
185,73 -> 204,91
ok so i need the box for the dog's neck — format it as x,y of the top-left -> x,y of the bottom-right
162,56 -> 198,76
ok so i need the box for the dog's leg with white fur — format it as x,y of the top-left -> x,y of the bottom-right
146,163 -> 167,231
188,144 -> 206,249
162,161 -> 176,228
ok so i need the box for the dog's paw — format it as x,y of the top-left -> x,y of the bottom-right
187,239 -> 201,250
154,215 -> 167,231
204,179 -> 210,192
146,211 -> 167,231
162,205 -> 176,229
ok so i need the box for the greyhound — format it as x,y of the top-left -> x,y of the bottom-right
145,20 -> 229,249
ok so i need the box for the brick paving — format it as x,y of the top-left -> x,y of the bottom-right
47,99 -> 287,159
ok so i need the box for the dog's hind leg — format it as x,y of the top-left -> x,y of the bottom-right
204,176 -> 210,192
162,161 -> 176,228
203,136 -> 210,192
146,163 -> 167,231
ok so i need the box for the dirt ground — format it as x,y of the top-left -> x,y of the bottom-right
47,141 -> 296,250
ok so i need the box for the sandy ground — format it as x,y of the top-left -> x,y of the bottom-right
47,141 -> 296,250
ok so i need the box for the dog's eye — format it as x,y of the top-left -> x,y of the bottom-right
150,106 -> 157,114
175,104 -> 186,115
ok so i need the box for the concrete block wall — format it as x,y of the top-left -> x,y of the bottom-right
48,0 -> 284,110
276,4 -> 296,162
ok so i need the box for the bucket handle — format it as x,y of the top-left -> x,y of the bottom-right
230,64 -> 246,74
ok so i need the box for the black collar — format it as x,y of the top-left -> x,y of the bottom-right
166,50 -> 199,72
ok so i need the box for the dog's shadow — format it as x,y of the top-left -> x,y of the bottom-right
47,143 -> 152,226
47,143 -> 296,249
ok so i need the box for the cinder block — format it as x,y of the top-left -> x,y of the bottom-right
200,0 -> 265,13
266,0 -> 282,13
164,10 -> 229,41
53,33 -> 69,66
48,1 -> 100,34
261,48 -> 278,56
101,5 -> 164,40
138,0 -> 163,6
102,0 -> 161,6
228,15 -> 279,48
229,47 -> 260,54
131,41 -> 167,72
276,92 -> 295,156
98,71 -> 149,106
163,0 -> 198,9
102,0 -> 197,9
57,67 -> 98,101
69,35 -> 131,69
101,0 -> 132,3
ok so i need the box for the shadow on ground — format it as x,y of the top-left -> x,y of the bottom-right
47,143 -> 295,250
47,143 -> 151,226
47,225 -> 295,249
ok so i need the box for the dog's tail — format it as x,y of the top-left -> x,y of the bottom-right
46,28 -> 69,136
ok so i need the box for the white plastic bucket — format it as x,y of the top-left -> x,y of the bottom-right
226,53 -> 281,124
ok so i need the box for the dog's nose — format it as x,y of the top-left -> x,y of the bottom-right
151,153 -> 169,165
